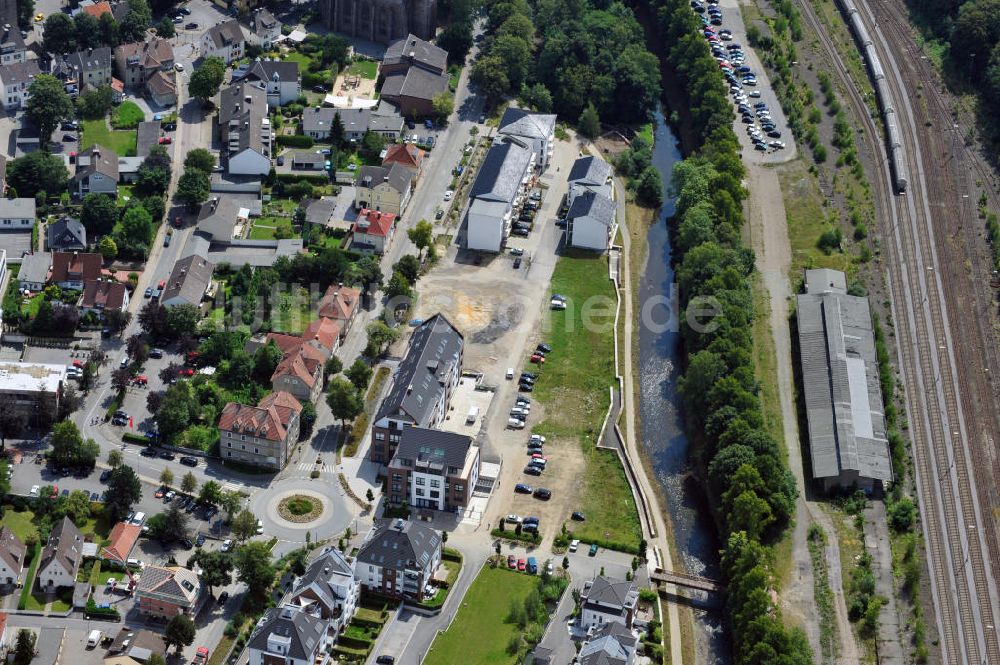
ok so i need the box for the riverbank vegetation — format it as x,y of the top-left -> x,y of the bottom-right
645,0 -> 814,661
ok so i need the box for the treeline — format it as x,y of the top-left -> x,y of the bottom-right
651,0 -> 814,662
472,0 -> 660,126
40,0 -> 154,53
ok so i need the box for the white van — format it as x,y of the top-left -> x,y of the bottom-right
506,368 -> 515,380
466,406 -> 479,425
87,630 -> 103,648
129,511 -> 145,525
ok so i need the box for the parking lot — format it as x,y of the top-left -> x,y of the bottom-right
0,230 -> 33,260
438,375 -> 494,437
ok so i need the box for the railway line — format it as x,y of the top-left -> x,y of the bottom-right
792,0 -> 1000,661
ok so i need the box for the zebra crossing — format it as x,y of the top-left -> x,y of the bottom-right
298,462 -> 337,474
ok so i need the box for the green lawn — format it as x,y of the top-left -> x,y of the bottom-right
81,118 -> 137,156
25,586 -> 72,612
532,251 -> 641,552
283,52 -> 313,70
1,508 -> 38,543
424,567 -> 539,665
111,101 -> 145,129
348,59 -> 378,80
20,293 -> 43,318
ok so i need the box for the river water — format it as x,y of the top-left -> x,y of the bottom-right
636,110 -> 730,663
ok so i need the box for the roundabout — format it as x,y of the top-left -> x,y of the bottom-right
278,494 -> 323,522
250,478 -> 355,544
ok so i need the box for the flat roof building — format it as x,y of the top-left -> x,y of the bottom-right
796,268 -> 893,491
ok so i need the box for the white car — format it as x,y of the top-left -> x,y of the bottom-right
506,514 -> 522,524
221,539 -> 233,552
29,485 -> 39,497
443,190 -> 454,201
507,418 -> 526,429
256,519 -> 264,535
529,434 -> 546,444
174,63 -> 184,71
569,539 -> 580,552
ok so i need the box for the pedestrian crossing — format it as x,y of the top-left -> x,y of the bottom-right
298,462 -> 337,474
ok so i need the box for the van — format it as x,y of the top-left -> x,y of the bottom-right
466,406 -> 479,425
506,367 -> 514,380
526,557 -> 537,574
120,356 -> 129,368
87,630 -> 103,648
129,511 -> 145,525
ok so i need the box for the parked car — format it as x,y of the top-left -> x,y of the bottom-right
514,483 -> 533,494
221,539 -> 233,552
569,539 -> 580,552
513,257 -> 521,269
572,511 -> 586,521
180,456 -> 198,467
508,418 -> 526,429
195,533 -> 206,547
159,451 -> 176,461
523,465 -> 542,476
589,543 -> 599,556
149,348 -> 164,359
185,22 -> 198,29
507,555 -> 517,569
506,514 -> 521,524
140,447 -> 158,457
533,488 -> 551,500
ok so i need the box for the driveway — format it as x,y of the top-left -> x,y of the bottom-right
0,230 -> 33,260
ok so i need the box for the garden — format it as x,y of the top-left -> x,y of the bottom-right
332,598 -> 393,664
81,118 -> 138,156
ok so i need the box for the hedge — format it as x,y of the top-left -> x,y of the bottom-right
273,172 -> 331,186
122,433 -> 148,445
336,635 -> 374,650
490,528 -> 541,545
104,389 -> 125,420
275,135 -> 314,148
17,543 -> 41,610
349,617 -> 384,630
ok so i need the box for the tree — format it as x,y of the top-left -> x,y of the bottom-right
42,13 -> 77,53
234,541 -> 276,599
188,56 -> 226,102
520,82 -> 553,113
326,377 -> 363,427
330,111 -> 346,148
199,480 -> 223,506
394,254 -> 421,284
300,401 -> 317,439
97,12 -> 119,46
491,35 -> 532,90
324,355 -> 343,380
437,22 -> 473,64
7,151 -> 69,199
156,15 -> 175,37
355,254 -> 384,294
115,205 -> 155,256
345,359 -> 373,393
160,467 -> 174,487
219,490 -> 243,521
163,614 -> 196,655
80,193 -> 118,237
562,556 -> 570,570
0,395 -> 27,448
97,235 -> 118,261
366,488 -> 375,502
107,449 -> 123,469
888,497 -> 917,532
231,509 -> 258,542
432,91 -> 454,121
146,390 -> 164,414
139,300 -> 168,337
75,13 -> 101,47
320,34 -> 351,66
176,168 -> 210,208
181,471 -> 198,495
136,145 -> 172,195
360,129 -> 387,157
165,304 -> 200,338
50,421 -> 100,468
471,56 -> 510,102
120,0 -> 152,42
407,219 -> 434,258
579,103 -> 601,138
385,271 -> 412,300
365,321 -> 399,357
77,85 -> 115,119
13,629 -> 36,665
253,340 -> 283,382
25,75 -> 74,147
184,148 -> 216,173
636,167 -> 663,208
105,465 -> 142,522
190,550 -> 233,594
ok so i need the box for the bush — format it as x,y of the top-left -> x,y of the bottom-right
275,135 -> 314,148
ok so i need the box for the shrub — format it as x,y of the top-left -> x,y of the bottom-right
275,135 -> 314,148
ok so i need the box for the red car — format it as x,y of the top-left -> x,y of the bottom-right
154,488 -> 165,498
173,216 -> 183,229
158,280 -> 165,289
50,485 -> 58,499
158,136 -> 172,144
530,354 -> 545,364
72,359 -> 83,368
517,559 -> 526,571
507,555 -> 516,569
179,368 -> 195,377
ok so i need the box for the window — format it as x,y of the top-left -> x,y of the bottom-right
430,491 -> 439,498
454,484 -> 464,492
430,479 -> 440,488
415,477 -> 425,486
375,432 -> 386,441
241,435 -> 246,441
415,488 -> 424,496
227,432 -> 233,438
227,441 -> 232,448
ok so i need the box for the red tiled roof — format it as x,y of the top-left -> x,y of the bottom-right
382,143 -> 425,170
303,317 -> 340,352
81,279 -> 127,310
82,1 -> 111,17
50,252 -> 102,284
265,332 -> 307,355
353,208 -> 395,238
101,522 -> 141,563
317,284 -> 360,322
272,348 -> 322,389
219,391 -> 302,442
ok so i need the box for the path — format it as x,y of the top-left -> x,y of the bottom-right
744,162 -> 859,663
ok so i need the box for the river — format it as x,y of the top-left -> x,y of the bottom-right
636,110 -> 731,664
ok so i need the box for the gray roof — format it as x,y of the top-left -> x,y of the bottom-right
304,197 -> 337,225
39,516 -> 84,578
136,121 -> 161,157
0,525 -> 25,574
583,576 -> 638,611
0,59 -> 40,86
796,269 -> 893,484
356,163 -> 412,196
248,605 -> 326,661
568,156 -> 612,187
204,19 -> 244,50
302,106 -> 337,135
579,622 -> 636,665
568,191 -> 615,227
18,252 -> 51,285
246,60 -> 299,84
498,108 -> 556,141
336,108 -> 371,135
384,34 -> 447,74
250,8 -> 279,34
469,141 -> 531,204
75,144 -> 119,182
0,22 -> 25,56
218,81 -> 267,127
289,547 -> 355,611
357,519 -> 441,572
291,151 -> 325,165
63,47 -> 112,75
205,238 -> 303,268
368,113 -> 403,134
161,254 -> 214,307
48,217 -> 86,250
377,314 -> 463,425
0,197 -> 35,218
392,427 -> 472,474
379,67 -> 449,102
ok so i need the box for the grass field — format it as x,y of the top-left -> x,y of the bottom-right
779,160 -> 852,277
82,119 -> 137,156
248,217 -> 296,240
348,59 -> 378,80
111,101 -> 145,129
0,508 -> 38,542
531,251 -> 641,551
424,567 -> 539,665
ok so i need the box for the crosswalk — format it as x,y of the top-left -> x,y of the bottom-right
298,462 -> 337,474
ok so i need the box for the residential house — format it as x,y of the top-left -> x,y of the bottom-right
0,198 -> 34,230
248,9 -> 282,48
303,197 -> 339,229
302,107 -> 340,141
796,268 -> 893,491
567,155 -> 613,206
381,34 -> 446,77
47,217 -> 87,251
247,316 -> 340,366
74,145 -> 119,198
497,108 -> 557,172
106,628 -> 168,663
37,517 -> 84,590
134,565 -> 202,619
196,195 -> 260,242
466,141 -> 534,253
18,252 -> 50,292
354,163 -> 413,217
382,143 -> 424,173
350,208 -> 395,255
50,251 -> 103,290
271,343 -> 325,404
200,20 -> 246,64
0,362 -> 65,419
578,622 -> 638,665
386,427 -> 480,512
379,66 -> 448,117
0,526 -> 25,586
290,151 -> 325,171
0,22 -> 26,66
566,191 -> 615,252
336,108 -> 372,142
355,518 -> 441,600
245,60 -> 300,106
81,1 -> 112,19
317,283 -> 360,337
370,314 -> 464,464
146,70 -> 176,107
114,38 -> 175,104
286,547 -> 360,633
0,59 -> 40,110
367,111 -> 404,139
219,391 -> 302,471
580,576 -> 639,631
161,254 -> 214,309
80,279 -> 129,313
99,522 -> 141,565
247,604 -> 330,665
217,82 -> 271,175
54,47 -> 113,93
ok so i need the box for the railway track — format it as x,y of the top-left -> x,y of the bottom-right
792,0 -> 1000,662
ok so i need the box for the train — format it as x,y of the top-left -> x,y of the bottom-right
840,0 -> 909,192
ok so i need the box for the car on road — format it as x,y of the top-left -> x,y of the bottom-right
221,539 -> 233,552
159,451 -> 176,461
506,514 -> 521,524
29,485 -> 39,496
180,456 -> 198,467
376,656 -> 395,665
34,13 -> 43,21
141,447 -> 158,457
589,543 -> 599,556
256,519 -> 264,535
515,483 -> 533,494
